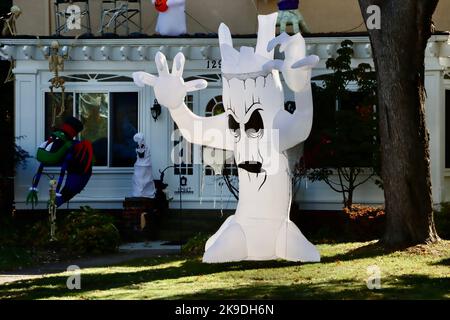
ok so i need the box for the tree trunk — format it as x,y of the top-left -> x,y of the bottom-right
358,0 -> 440,246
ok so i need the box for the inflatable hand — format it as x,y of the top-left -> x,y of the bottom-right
133,52 -> 207,109
264,32 -> 319,92
26,188 -> 38,206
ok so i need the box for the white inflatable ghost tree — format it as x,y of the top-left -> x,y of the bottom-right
133,13 -> 320,263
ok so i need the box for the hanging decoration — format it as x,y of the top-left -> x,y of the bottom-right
4,59 -> 15,84
277,0 -> 310,34
48,179 -> 57,241
1,5 -> 21,84
132,132 -> 156,198
133,13 -> 320,263
152,0 -> 186,36
202,147 -> 235,209
203,147 -> 233,176
26,116 -> 94,208
1,5 -> 21,37
46,41 -> 69,128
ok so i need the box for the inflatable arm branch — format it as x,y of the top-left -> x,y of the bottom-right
133,52 -> 233,150
264,33 -> 319,151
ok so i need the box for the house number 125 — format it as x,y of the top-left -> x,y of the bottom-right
206,60 -> 221,69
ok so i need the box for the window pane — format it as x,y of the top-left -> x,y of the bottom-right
173,95 -> 194,175
306,86 -> 377,168
76,93 -> 109,167
110,92 -> 138,167
44,92 -> 74,139
203,95 -> 236,176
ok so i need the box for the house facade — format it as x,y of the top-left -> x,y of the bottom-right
2,1 -> 450,210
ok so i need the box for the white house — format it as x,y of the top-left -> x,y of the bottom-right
1,33 -> 450,210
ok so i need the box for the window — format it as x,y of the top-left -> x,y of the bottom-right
203,95 -> 238,176
304,83 -> 378,168
45,92 -> 74,138
173,95 -> 194,175
109,92 -> 139,167
76,93 -> 109,166
45,91 -> 138,168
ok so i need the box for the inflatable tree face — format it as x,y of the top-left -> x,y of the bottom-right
133,13 -> 320,263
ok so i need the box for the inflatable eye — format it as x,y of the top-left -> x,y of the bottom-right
245,109 -> 264,138
228,115 -> 241,138
155,0 -> 168,13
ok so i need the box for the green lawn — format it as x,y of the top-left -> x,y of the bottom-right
0,241 -> 449,300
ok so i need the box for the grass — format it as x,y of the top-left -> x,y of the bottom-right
0,240 -> 449,300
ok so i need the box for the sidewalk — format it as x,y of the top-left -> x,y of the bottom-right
0,241 -> 181,285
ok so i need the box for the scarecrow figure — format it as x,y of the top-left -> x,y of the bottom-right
133,13 -> 320,263
27,116 -> 94,208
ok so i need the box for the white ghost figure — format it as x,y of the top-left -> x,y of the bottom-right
132,133 -> 156,198
152,0 -> 186,36
133,13 -> 320,263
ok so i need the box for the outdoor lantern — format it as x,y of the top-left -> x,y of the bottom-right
151,99 -> 162,121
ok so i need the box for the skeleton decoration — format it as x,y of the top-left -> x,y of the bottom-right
48,179 -> 57,241
47,41 -> 68,128
277,0 -> 310,34
132,133 -> 156,198
1,5 -> 21,37
133,13 -> 320,263
152,0 -> 186,36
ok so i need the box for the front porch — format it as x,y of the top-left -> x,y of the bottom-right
1,33 -> 450,211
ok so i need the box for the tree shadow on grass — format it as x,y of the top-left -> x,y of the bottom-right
431,257 -> 450,266
320,241 -> 397,263
2,245 -> 447,300
1,255 -> 448,300
167,274 -> 450,300
0,258 -> 301,300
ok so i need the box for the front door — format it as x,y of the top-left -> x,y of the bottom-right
166,79 -> 238,209
198,87 -> 238,208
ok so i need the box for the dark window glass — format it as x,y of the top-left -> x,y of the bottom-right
45,90 -> 138,168
110,92 -> 138,167
44,92 -> 74,139
174,95 -> 194,175
305,84 -> 377,168
76,93 -> 109,167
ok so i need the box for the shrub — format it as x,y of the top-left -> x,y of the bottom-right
15,207 -> 121,254
0,216 -> 18,247
25,220 -> 52,248
344,205 -> 385,241
58,206 -> 121,255
434,203 -> 450,240
181,233 -> 210,257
